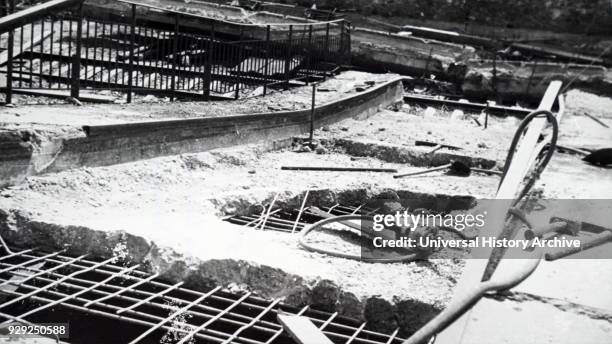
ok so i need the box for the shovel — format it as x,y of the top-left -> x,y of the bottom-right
394,161 -> 502,179
582,148 -> 612,166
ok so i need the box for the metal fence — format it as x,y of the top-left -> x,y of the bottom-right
0,0 -> 351,102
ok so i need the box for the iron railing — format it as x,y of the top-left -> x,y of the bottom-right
0,0 -> 351,102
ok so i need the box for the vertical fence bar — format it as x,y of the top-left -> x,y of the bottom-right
5,0 -> 14,104
58,19 -> 63,86
324,22 -> 329,65
48,16 -> 53,89
346,20 -> 351,64
67,17 -> 72,84
145,27 -> 150,89
103,22 -> 109,87
85,19 -> 90,84
234,27 -> 244,100
92,21 -> 97,82
197,36 -> 203,94
176,28 -> 181,91
120,22 -> 124,85
155,28 -> 161,90
262,24 -> 270,96
171,14 -> 178,100
284,25 -> 292,90
111,22 -> 117,86
161,27 -> 167,90
39,19 -> 44,88
127,3 -> 135,103
220,39 -> 226,94
29,21 -> 33,86
306,24 -> 313,79
178,29 -> 186,90
70,2 -> 83,98
339,20 -> 344,58
18,24 -> 23,88
204,21 -> 214,100
309,84 -> 315,142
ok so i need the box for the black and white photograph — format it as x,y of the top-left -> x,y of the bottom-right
0,0 -> 611,343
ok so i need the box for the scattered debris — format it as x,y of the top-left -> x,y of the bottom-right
423,107 -> 437,117
314,144 -> 328,155
394,160 -> 501,178
66,96 -> 83,106
450,110 -> 464,120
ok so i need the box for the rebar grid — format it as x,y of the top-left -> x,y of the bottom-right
226,203 -> 379,233
0,247 -> 405,344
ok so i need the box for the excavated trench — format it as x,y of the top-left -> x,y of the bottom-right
0,131 -> 499,339
0,1 -> 611,335
0,189 -> 477,339
0,67 -> 518,341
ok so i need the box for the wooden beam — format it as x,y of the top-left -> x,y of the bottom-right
277,314 -> 334,344
511,42 -> 608,67
401,25 -> 501,50
10,89 -> 116,103
0,28 -> 52,66
432,80 -> 562,344
0,0 -> 83,34
403,94 -> 533,118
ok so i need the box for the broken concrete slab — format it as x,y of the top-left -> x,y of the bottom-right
462,60 -> 612,103
351,28 -> 475,78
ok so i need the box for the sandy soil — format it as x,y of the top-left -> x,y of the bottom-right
0,140 -> 500,300
319,106 -> 518,165
2,85 -> 610,296
0,89 -> 506,328
0,74 -> 611,337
